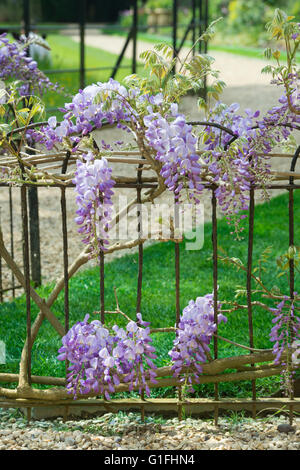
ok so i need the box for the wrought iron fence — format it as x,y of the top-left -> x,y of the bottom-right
0,139 -> 299,422
1,0 -> 299,423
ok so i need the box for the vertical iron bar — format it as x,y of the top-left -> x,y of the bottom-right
288,185 -> 294,425
192,0 -> 196,55
198,0 -> 203,54
204,0 -> 209,54
289,187 -> 295,298
177,385 -> 183,421
23,0 -> 30,37
132,0 -> 138,74
174,198 -> 180,326
79,0 -> 86,89
136,165 -> 143,314
136,162 -> 145,416
61,185 -> 69,390
23,0 -> 42,289
140,392 -> 145,422
100,250 -> 105,324
28,186 -> 42,287
175,242 -> 180,326
172,0 -> 178,74
212,188 -> 219,425
21,185 -> 31,386
60,187 -> 69,334
26,407 -> 31,424
9,187 -> 16,297
247,187 -> 256,418
63,406 -> 69,422
287,145 -> 299,424
136,236 -> 143,314
174,197 -> 181,416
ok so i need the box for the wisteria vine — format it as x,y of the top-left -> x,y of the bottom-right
0,10 -> 299,400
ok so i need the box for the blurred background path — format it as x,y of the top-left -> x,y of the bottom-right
71,32 -> 283,115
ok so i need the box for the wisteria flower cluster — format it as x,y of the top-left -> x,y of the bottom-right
28,79 -> 135,150
270,296 -> 300,364
269,296 -> 300,395
169,293 -> 227,391
144,108 -> 204,203
73,153 -> 115,256
57,313 -> 158,399
199,82 -> 300,234
57,294 -> 228,399
0,32 -> 55,96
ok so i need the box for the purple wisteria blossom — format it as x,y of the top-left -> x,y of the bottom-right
144,108 -> 204,203
28,78 -> 135,150
57,313 -> 158,399
269,296 -> 300,364
73,154 -> 115,256
169,293 -> 227,391
201,81 -> 300,233
0,33 -> 55,96
269,295 -> 300,395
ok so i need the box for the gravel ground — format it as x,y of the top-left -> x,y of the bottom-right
0,408 -> 299,451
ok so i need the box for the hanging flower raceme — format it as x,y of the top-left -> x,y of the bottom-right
168,294 -> 227,391
57,313 -> 158,400
269,296 -> 300,364
269,295 -> 300,395
0,32 -> 55,96
203,102 -> 260,151
73,153 -> 115,256
144,107 -> 204,203
199,84 -> 300,235
28,78 -> 136,150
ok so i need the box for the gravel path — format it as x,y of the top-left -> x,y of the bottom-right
72,33 -> 271,88
72,33 -> 283,113
0,408 -> 299,451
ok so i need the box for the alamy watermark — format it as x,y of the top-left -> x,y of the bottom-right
107,197 -> 204,251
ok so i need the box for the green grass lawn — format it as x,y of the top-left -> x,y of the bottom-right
1,189 -> 299,399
